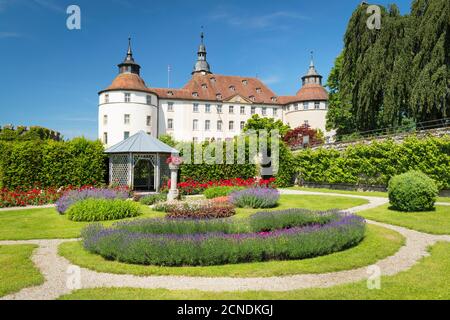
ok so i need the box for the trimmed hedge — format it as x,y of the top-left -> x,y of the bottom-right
178,140 -> 256,183
388,171 -> 438,212
66,198 -> 141,222
294,136 -> 450,190
0,138 -> 106,189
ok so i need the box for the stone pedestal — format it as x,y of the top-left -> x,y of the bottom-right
167,163 -> 179,201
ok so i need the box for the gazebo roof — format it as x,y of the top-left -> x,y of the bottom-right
105,131 -> 178,154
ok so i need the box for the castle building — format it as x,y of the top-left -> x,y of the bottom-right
98,35 -> 330,147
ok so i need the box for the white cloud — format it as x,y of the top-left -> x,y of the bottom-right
0,31 -> 22,38
32,0 -> 64,13
260,75 -> 281,85
209,9 -> 309,30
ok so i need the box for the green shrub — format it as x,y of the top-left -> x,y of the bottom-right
388,171 -> 438,212
66,198 -> 141,222
203,186 -> 245,199
0,137 -> 106,189
139,193 -> 167,205
294,136 -> 450,190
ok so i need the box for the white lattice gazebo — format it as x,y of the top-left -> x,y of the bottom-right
105,131 -> 179,192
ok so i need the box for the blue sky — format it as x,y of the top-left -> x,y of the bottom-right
0,0 -> 411,139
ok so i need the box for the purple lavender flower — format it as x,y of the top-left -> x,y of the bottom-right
56,188 -> 129,214
229,187 -> 280,208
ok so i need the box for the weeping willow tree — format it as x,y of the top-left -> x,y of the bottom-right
327,0 -> 449,136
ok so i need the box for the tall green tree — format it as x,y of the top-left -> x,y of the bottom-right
327,0 -> 449,136
326,53 -> 356,135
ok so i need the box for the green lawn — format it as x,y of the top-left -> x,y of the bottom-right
59,242 -> 450,300
59,224 -> 403,277
0,195 -> 367,241
287,186 -> 450,203
359,204 -> 450,235
0,245 -> 44,297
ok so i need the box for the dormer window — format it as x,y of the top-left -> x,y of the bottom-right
242,80 -> 248,85
249,95 -> 256,102
210,77 -> 216,83
229,85 -> 236,92
167,91 -> 174,96
192,92 -> 199,98
216,93 -> 222,100
271,96 -> 277,102
256,88 -> 262,94
202,84 -> 208,89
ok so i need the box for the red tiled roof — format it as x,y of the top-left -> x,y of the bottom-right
149,73 -> 279,104
103,73 -> 147,92
100,73 -> 328,104
295,83 -> 328,101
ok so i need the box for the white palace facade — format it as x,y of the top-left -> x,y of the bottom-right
98,35 -> 330,147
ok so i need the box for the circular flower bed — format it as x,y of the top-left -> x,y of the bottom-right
81,209 -> 365,266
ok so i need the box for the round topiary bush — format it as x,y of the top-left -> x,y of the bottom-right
388,171 -> 438,212
66,198 -> 142,221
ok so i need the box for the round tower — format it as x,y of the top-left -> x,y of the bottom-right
284,52 -> 329,135
98,38 -> 158,147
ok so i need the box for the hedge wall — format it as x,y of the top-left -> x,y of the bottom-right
179,141 -> 256,183
294,136 -> 450,190
0,137 -> 106,189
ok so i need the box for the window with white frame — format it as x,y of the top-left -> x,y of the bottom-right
217,120 -> 223,131
229,121 -> 234,131
124,114 -> 130,124
104,94 -> 109,104
103,132 -> 108,144
146,116 -> 151,126
315,102 -> 320,109
240,121 -> 245,130
124,93 -> 131,102
251,106 -> 256,114
167,118 -> 173,130
193,103 -> 199,113
193,119 -> 199,131
217,105 -> 222,114
205,120 -> 211,131
229,105 -> 234,114
167,102 -> 174,112
303,102 -> 308,110
273,108 -> 277,116
240,106 -> 245,115
262,107 -> 267,116
205,104 -> 211,113
294,104 -> 299,111
103,115 -> 108,125
146,95 -> 151,105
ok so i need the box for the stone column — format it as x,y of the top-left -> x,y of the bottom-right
167,163 -> 179,201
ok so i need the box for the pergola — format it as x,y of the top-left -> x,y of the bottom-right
105,131 -> 179,192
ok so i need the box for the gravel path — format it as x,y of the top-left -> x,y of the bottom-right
1,190 -> 449,300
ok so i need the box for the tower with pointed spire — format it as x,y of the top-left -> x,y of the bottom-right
301,51 -> 322,86
192,31 -> 211,75
118,37 -> 141,75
